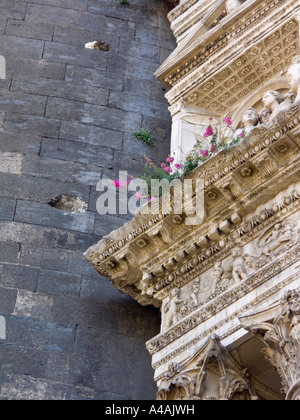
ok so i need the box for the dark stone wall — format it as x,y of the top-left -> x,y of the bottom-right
0,0 -> 175,400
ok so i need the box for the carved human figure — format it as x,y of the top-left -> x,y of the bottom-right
287,62 -> 300,103
231,246 -> 248,284
191,282 -> 200,307
163,288 -> 183,330
212,261 -> 224,292
262,222 -> 296,256
226,0 -> 241,14
241,108 -> 260,135
259,107 -> 272,124
262,90 -> 284,117
243,253 -> 258,275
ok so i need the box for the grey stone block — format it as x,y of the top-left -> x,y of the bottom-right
6,55 -> 67,80
136,23 -> 176,49
109,90 -> 171,121
43,41 -> 108,70
123,76 -> 152,98
40,138 -> 113,168
142,115 -> 172,142
0,221 -> 94,253
106,16 -> 135,40
13,290 -> 54,322
112,150 -> 145,173
108,53 -> 158,82
0,35 -> 45,60
26,4 -> 106,32
0,347 -> 49,378
67,252 -> 98,276
65,65 -> 123,91
5,19 -> 55,41
15,200 -> 95,234
0,20 -> 6,35
0,286 -> 17,313
3,315 -> 76,352
22,155 -> 102,186
0,132 -> 42,155
37,269 -> 82,297
4,115 -> 60,138
0,197 -> 16,221
0,374 -> 96,400
0,173 -> 91,204
0,0 -> 27,20
20,245 -> 70,271
45,352 -> 97,388
59,120 -> 123,150
150,82 -> 169,104
0,264 -> 39,291
118,39 -> 160,63
0,91 -> 47,116
53,25 -> 118,51
46,97 -> 142,132
93,213 -> 131,237
88,0 -> 157,26
0,241 -> 20,263
23,0 -> 88,11
51,295 -> 105,328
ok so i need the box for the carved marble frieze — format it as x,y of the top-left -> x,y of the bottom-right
240,287 -> 300,400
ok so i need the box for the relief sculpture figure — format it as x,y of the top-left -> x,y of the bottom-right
232,246 -> 248,284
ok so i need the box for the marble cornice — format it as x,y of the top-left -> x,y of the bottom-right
84,104 -> 300,307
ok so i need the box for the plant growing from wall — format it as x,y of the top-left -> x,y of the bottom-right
116,0 -> 130,4
115,117 -> 244,199
133,129 -> 155,147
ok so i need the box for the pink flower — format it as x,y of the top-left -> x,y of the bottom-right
203,125 -> 214,138
224,117 -> 233,126
210,145 -> 218,153
166,156 -> 175,163
161,163 -> 166,168
136,193 -> 143,200
148,197 -> 153,202
239,132 -> 245,138
113,179 -> 129,189
174,163 -> 182,169
164,166 -> 173,173
145,157 -> 152,163
200,150 -> 208,157
113,180 -> 122,188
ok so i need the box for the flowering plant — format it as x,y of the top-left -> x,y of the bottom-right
112,117 -> 245,199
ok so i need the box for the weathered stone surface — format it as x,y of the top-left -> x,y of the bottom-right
0,0 -> 175,401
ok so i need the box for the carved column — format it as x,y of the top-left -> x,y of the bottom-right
157,334 -> 258,400
241,288 -> 300,400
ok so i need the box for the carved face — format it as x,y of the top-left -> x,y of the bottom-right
287,64 -> 300,92
242,109 -> 259,126
232,247 -> 243,257
260,108 -> 272,124
262,92 -> 278,108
